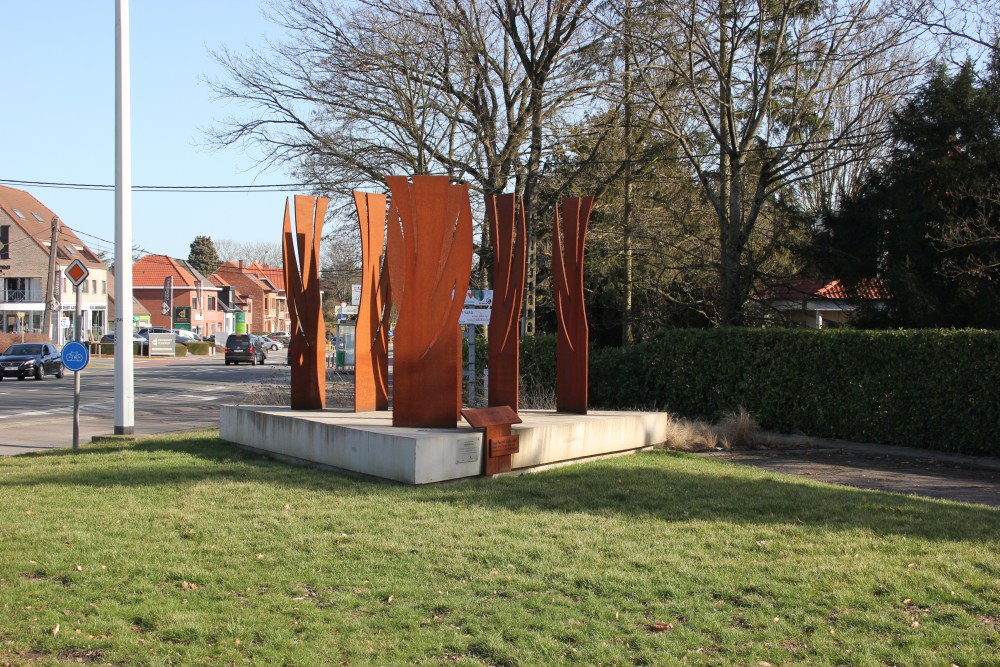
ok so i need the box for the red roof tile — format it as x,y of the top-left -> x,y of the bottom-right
0,185 -> 108,269
132,254 -> 201,288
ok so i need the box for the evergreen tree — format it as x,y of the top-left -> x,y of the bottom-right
188,235 -> 221,276
816,57 -> 1000,328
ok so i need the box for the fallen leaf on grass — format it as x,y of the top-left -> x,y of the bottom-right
75,566 -> 83,572
650,621 -> 674,632
51,624 -> 60,636
903,598 -> 912,604
758,662 -> 773,667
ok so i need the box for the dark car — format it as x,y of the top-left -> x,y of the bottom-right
0,343 -> 64,381
224,334 -> 267,366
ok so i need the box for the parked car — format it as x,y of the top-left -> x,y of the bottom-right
259,336 -> 284,351
224,333 -> 267,365
137,326 -> 172,338
173,329 -> 201,343
100,331 -> 147,344
0,343 -> 64,381
268,332 -> 290,344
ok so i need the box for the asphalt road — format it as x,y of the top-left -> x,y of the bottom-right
0,353 -> 290,455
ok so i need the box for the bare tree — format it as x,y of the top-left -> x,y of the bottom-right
211,0 -> 597,305
625,0 -> 923,324
214,239 -> 283,266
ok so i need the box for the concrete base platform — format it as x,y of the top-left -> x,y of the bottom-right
220,406 -> 673,484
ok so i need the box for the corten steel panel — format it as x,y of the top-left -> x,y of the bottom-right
283,195 -> 328,410
352,191 -> 390,412
486,194 -> 526,413
553,196 -> 593,414
385,175 -> 473,428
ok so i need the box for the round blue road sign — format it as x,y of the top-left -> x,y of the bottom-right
62,341 -> 90,372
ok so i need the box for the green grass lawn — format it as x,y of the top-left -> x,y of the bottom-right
1,432 -> 997,666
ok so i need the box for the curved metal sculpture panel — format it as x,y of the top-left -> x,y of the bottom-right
353,191 -> 390,412
385,175 -> 473,427
486,193 -> 526,412
283,195 -> 328,410
553,196 -> 593,414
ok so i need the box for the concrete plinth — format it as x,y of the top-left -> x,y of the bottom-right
220,406 -> 673,484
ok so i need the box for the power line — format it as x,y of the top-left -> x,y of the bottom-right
0,178 -> 313,193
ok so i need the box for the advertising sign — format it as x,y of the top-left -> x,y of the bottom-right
148,333 -> 175,356
460,289 -> 493,325
464,289 -> 493,307
161,276 -> 173,316
459,308 -> 492,325
173,306 -> 191,331
235,311 -> 247,334
351,284 -> 362,306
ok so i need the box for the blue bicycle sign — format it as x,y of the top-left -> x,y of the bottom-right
62,341 -> 90,372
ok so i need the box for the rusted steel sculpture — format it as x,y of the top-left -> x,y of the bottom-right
486,193 -> 526,412
352,191 -> 390,412
385,175 -> 473,428
283,195 -> 328,410
553,196 -> 593,414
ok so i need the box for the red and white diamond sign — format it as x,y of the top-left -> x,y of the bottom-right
66,259 -> 90,287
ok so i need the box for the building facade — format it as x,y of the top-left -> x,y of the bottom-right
132,255 -> 225,337
0,186 -> 111,344
210,261 -> 289,334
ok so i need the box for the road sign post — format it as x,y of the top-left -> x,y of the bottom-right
65,259 -> 90,452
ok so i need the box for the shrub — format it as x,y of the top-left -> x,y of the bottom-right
527,328 -> 1000,455
185,341 -> 212,355
174,343 -> 189,356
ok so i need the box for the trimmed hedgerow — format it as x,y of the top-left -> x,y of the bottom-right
184,341 -> 212,355
524,328 -> 1000,455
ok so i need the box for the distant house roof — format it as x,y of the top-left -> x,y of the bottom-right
767,278 -> 887,302
0,185 -> 108,270
132,254 -> 219,290
220,260 -> 286,292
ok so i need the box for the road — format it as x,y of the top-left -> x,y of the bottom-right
0,353 -> 290,455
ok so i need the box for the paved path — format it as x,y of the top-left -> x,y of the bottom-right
700,437 -> 1000,508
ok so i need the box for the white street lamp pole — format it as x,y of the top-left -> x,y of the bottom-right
114,0 -> 135,435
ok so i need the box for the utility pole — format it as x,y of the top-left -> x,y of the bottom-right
42,216 -> 59,341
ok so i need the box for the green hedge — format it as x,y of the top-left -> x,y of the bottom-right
184,341 -> 212,355
524,329 -> 1000,455
174,343 -> 188,356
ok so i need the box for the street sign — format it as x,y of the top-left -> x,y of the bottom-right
62,341 -> 90,372
66,259 -> 89,287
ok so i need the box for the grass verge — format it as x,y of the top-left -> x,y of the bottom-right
1,432 -> 998,666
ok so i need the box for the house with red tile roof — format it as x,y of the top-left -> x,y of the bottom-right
766,277 -> 887,328
209,261 -> 290,334
132,254 -> 225,337
0,185 -> 111,343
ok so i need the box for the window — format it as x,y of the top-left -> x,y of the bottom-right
64,245 -> 75,255
31,212 -> 43,222
91,279 -> 97,294
101,280 -> 106,294
0,225 -> 8,259
208,296 -> 216,310
11,208 -> 25,219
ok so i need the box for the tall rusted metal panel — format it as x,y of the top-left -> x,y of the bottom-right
353,191 -> 390,412
486,193 -> 526,412
385,175 -> 473,428
283,195 -> 328,410
553,196 -> 593,414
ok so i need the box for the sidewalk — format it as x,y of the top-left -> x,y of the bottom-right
701,435 -> 1000,507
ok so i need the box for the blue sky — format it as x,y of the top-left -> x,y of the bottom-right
0,1 -> 300,261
